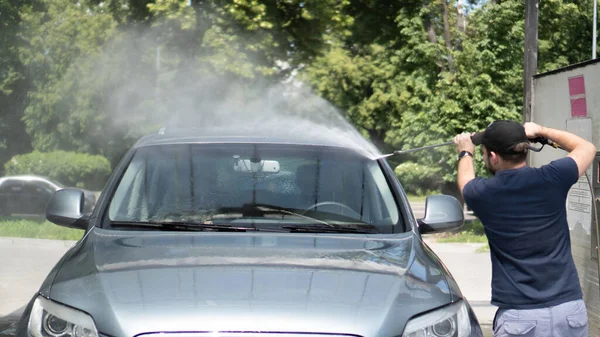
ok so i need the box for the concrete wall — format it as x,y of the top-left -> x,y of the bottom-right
531,60 -> 600,335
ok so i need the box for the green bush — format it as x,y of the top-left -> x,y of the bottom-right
4,151 -> 111,190
394,162 -> 443,196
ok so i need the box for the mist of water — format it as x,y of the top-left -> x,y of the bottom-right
82,28 -> 382,160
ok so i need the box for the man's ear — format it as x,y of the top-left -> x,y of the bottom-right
490,151 -> 500,164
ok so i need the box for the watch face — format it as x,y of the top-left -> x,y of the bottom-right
459,151 -> 472,160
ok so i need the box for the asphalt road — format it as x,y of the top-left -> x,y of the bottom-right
0,237 -> 76,335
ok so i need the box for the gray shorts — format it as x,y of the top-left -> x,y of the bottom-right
493,299 -> 588,337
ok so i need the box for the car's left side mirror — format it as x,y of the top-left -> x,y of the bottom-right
417,194 -> 464,234
46,189 -> 89,230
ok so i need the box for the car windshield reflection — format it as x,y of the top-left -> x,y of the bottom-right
107,144 -> 401,233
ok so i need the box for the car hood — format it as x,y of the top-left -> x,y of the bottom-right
46,228 -> 459,337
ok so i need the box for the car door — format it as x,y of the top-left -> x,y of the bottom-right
0,179 -> 25,215
21,181 -> 54,216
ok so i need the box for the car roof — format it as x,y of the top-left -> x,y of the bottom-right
0,175 -> 59,186
133,125 -> 383,159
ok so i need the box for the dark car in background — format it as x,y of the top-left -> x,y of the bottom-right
0,176 -> 97,217
14,127 -> 483,337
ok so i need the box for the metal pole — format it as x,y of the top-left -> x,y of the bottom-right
523,0 -> 539,124
594,0 -> 598,59
394,142 -> 454,155
156,45 -> 161,121
156,46 -> 161,72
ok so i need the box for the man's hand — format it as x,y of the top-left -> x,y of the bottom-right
528,123 -> 596,177
454,132 -> 476,198
523,122 -> 544,139
453,132 -> 475,154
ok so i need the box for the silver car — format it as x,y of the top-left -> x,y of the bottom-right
0,175 -> 97,217
14,129 -> 483,337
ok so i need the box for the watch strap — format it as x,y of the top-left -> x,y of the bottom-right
458,151 -> 473,160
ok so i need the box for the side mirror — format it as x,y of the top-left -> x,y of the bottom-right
46,189 -> 89,230
417,194 -> 464,234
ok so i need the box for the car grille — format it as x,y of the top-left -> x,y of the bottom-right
135,333 -> 361,337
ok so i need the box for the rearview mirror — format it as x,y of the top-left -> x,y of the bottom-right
417,194 -> 464,234
46,189 -> 89,230
234,158 -> 280,173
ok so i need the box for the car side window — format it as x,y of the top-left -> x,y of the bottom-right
0,180 -> 23,194
22,182 -> 52,196
36,181 -> 56,193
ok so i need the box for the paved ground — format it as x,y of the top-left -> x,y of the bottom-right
424,238 -> 494,336
414,199 -> 494,335
0,238 -> 75,317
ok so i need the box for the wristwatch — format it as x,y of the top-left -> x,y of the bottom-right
458,150 -> 473,161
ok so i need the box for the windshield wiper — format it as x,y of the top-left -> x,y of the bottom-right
281,223 -> 380,234
111,204 -> 377,233
110,221 -> 267,232
241,203 -> 334,226
198,204 -> 334,227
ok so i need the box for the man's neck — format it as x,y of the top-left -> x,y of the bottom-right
496,161 -> 526,172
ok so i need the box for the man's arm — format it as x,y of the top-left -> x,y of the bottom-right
524,122 -> 596,177
453,133 -> 476,197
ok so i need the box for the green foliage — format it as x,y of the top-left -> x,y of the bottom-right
0,217 -> 83,240
17,0 -> 118,159
395,162 -> 443,195
305,0 -> 595,185
1,0 -> 597,186
4,151 -> 111,190
538,0 -> 596,71
13,0 -> 355,166
0,0 -> 32,175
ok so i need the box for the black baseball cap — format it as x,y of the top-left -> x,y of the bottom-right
471,120 -> 529,154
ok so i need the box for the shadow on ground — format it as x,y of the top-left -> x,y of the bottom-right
0,307 -> 23,337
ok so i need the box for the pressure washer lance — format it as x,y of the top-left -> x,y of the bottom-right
379,136 -> 562,159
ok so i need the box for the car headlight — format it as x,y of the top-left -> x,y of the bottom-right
28,297 -> 98,337
402,300 -> 471,337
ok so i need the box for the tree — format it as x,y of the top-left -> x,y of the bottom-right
12,0 -> 597,177
18,0 -> 118,155
17,0 -> 356,166
304,0 -> 595,195
0,0 -> 33,174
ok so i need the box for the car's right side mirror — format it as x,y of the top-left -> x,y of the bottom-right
46,189 -> 89,230
417,194 -> 464,234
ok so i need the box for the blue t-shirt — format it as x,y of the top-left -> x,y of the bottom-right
463,157 -> 582,309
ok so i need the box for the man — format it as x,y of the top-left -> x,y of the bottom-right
453,120 -> 596,337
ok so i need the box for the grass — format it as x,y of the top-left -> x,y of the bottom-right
434,219 -> 489,244
0,217 -> 84,241
476,243 -> 490,253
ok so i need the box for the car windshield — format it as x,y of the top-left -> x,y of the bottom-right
107,144 -> 402,233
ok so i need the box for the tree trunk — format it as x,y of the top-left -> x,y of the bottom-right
424,13 -> 438,44
424,12 -> 444,71
456,0 -> 466,33
442,0 -> 455,72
